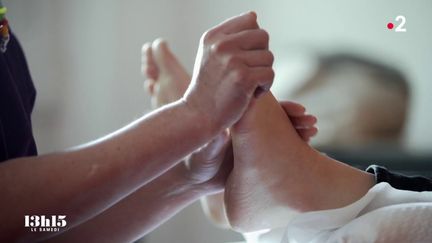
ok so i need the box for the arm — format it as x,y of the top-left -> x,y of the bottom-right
141,39 -> 319,230
1,12 -> 273,242
49,129 -> 233,243
1,101 -> 213,242
49,163 -> 209,243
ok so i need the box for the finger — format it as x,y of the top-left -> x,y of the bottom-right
246,67 -> 274,97
297,127 -> 318,142
215,11 -> 258,34
226,29 -> 269,50
241,50 -> 274,67
290,115 -> 317,128
280,101 -> 306,117
141,42 -> 159,80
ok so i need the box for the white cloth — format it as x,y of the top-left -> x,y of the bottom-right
281,183 -> 432,243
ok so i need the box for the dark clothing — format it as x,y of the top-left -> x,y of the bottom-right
0,32 -> 37,162
367,165 -> 432,192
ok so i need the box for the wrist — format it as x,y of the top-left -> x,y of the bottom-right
180,95 -> 221,137
162,163 -> 209,200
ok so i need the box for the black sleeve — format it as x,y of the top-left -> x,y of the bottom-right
366,165 -> 432,192
0,31 -> 38,162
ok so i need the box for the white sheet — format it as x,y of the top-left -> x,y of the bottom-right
282,182 -> 432,243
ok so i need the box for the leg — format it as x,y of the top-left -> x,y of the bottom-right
225,93 -> 375,232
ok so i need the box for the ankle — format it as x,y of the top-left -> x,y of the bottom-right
303,152 -> 375,211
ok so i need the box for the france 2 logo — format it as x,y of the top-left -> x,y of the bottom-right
387,15 -> 406,32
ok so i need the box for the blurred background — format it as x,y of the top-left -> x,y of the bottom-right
6,0 -> 432,242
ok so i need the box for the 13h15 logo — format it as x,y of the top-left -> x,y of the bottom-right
24,215 -> 67,232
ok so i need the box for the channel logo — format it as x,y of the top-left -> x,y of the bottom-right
24,215 -> 67,232
387,15 -> 406,32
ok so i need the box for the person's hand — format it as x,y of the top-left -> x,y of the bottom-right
141,40 -> 316,144
280,101 -> 318,142
141,38 -> 316,193
141,41 -> 317,143
185,101 -> 317,194
185,130 -> 233,194
183,12 -> 274,133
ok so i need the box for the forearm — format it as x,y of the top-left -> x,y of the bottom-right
50,163 -> 203,243
0,100 -> 216,242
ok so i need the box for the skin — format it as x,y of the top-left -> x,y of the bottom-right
142,37 -> 375,235
226,93 -> 376,233
48,160 -> 231,243
52,36 -> 315,243
0,12 -> 274,242
140,39 -> 318,231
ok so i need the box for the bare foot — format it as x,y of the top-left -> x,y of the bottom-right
140,39 -> 337,234
141,39 -> 190,108
225,93 -> 315,232
225,93 -> 374,232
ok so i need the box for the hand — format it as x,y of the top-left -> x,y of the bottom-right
185,101 -> 317,194
183,12 -> 274,133
280,101 -> 318,142
185,130 -> 233,194
141,39 -> 317,193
